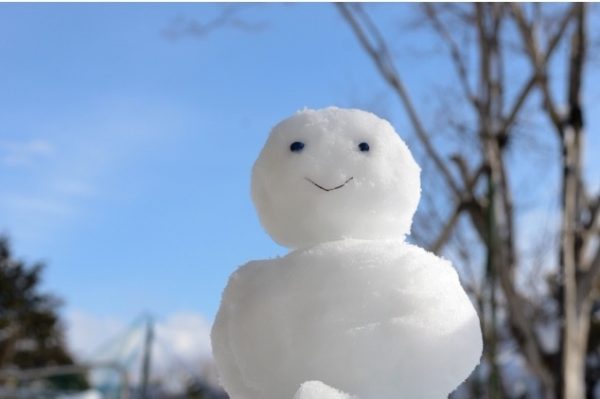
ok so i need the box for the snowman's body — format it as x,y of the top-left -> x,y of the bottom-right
212,108 -> 482,399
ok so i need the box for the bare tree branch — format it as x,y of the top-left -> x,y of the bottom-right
580,196 -> 600,266
510,3 -> 579,135
336,3 -> 462,197
502,75 -> 536,132
579,245 -> 600,303
161,5 -> 268,41
422,4 -> 477,106
430,161 -> 487,253
430,202 -> 463,254
339,3 -> 596,397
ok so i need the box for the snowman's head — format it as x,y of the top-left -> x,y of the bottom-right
252,107 -> 421,249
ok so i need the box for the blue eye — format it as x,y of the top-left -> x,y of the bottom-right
290,141 -> 305,152
359,142 -> 370,152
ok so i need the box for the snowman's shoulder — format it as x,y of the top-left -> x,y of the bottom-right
233,256 -> 281,280
222,257 -> 281,298
395,242 -> 460,280
397,242 -> 449,262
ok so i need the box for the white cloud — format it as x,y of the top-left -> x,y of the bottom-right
65,310 -> 215,392
152,313 -> 214,391
65,310 -> 126,359
154,312 -> 213,367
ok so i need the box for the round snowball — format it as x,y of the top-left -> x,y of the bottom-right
211,240 -> 483,399
252,107 -> 421,248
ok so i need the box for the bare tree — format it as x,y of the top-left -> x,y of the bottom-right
338,3 -> 599,399
161,5 -> 268,41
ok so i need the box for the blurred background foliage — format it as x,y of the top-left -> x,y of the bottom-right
0,237 -> 89,392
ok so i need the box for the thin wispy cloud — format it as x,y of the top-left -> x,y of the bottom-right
0,96 -> 190,252
0,138 -> 55,167
0,193 -> 77,218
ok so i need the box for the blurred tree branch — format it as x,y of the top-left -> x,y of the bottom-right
161,5 -> 268,41
336,3 -> 463,197
338,3 -> 599,398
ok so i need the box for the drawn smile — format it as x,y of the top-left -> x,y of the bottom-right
305,176 -> 354,192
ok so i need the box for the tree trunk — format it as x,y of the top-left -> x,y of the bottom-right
560,125 -> 587,399
560,4 -> 587,398
561,167 -> 584,398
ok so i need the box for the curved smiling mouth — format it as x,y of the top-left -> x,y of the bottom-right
305,176 -> 354,192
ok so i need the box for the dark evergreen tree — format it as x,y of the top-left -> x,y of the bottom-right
0,236 -> 87,391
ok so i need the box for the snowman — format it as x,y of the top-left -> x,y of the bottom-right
211,107 -> 482,399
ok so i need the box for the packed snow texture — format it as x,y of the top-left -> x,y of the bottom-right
293,381 -> 352,399
212,108 -> 482,399
212,240 -> 482,399
252,107 -> 421,249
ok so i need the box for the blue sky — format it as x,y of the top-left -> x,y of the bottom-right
0,3 -> 598,354
0,3 -> 411,323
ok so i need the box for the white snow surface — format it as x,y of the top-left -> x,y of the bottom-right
212,108 -> 482,399
212,240 -> 482,399
252,107 -> 421,249
57,391 -> 103,399
293,381 -> 353,399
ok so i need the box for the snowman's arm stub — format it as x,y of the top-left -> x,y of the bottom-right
211,260 -> 275,399
211,306 -> 248,398
387,243 -> 480,330
390,244 -> 483,393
